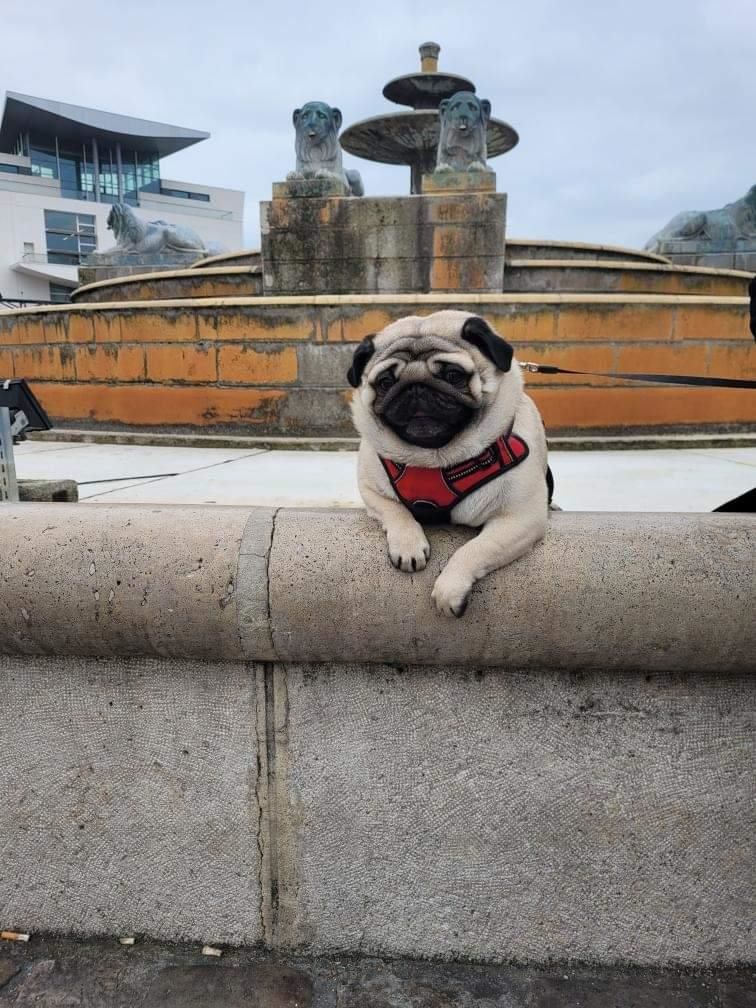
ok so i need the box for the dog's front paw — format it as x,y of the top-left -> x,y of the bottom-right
386,526 -> 430,573
432,567 -> 473,618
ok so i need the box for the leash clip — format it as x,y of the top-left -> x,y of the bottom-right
520,361 -> 541,373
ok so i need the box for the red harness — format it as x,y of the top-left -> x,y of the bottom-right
380,432 -> 530,524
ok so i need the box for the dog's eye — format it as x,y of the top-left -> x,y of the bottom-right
441,365 -> 469,387
374,370 -> 397,393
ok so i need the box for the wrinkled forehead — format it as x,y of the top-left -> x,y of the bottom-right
373,312 -> 472,350
369,312 -> 477,370
301,102 -> 329,116
449,92 -> 481,111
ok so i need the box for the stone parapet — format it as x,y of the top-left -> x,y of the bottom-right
0,505 -> 753,963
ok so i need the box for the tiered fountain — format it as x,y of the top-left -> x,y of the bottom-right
0,44 -> 752,437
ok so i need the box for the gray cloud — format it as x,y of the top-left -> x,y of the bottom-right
4,0 -> 754,248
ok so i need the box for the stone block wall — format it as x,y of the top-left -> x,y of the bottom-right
0,295 -> 753,434
0,505 -> 754,964
261,192 -> 506,294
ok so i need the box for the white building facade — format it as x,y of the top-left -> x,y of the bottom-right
0,92 -> 244,304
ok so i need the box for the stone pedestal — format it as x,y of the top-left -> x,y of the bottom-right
78,250 -> 205,287
261,189 -> 506,294
653,238 -> 756,273
272,177 -> 352,199
420,170 -> 497,194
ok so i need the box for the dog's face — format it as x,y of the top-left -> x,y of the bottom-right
292,101 -> 342,142
349,311 -> 522,464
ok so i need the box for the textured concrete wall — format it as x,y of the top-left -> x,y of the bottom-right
0,654 -> 262,944
0,295 -> 753,434
270,662 -> 754,964
0,505 -> 754,963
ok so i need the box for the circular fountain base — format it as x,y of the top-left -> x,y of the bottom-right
2,289 -> 753,437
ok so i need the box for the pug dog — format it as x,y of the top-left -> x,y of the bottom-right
348,310 -> 552,617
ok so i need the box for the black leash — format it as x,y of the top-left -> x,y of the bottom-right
520,362 -> 756,389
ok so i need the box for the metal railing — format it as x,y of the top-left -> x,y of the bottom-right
17,253 -> 81,266
1,297 -> 59,309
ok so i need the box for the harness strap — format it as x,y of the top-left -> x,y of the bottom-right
520,362 -> 756,389
381,432 -> 532,524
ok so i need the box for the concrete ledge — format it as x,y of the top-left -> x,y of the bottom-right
1,504 -> 252,660
27,427 -> 756,451
1,506 -> 753,670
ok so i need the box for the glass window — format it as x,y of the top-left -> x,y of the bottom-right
46,232 -> 79,253
159,187 -> 210,202
47,251 -> 79,266
44,209 -> 97,264
49,283 -> 72,303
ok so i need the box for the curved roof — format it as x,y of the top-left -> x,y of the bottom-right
0,92 -> 209,157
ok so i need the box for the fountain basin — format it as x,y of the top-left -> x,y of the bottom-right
1,293 -> 752,435
69,251 -> 751,303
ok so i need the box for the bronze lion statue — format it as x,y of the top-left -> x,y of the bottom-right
435,91 -> 491,173
106,203 -> 216,255
645,185 -> 756,251
287,101 -> 363,196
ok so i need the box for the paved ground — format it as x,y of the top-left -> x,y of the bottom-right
0,936 -> 753,1007
13,440 -> 756,510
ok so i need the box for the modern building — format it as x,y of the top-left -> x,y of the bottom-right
0,92 -> 244,303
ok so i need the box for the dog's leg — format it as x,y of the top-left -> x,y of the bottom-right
361,484 -> 430,573
432,511 -> 546,617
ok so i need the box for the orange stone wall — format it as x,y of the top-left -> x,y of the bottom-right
0,295 -> 753,434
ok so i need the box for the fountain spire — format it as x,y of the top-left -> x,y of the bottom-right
340,42 -> 519,193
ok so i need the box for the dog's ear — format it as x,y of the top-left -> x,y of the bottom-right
292,108 -> 302,127
479,98 -> 491,124
331,107 -> 343,132
347,336 -> 376,388
461,316 -> 513,372
439,98 -> 450,117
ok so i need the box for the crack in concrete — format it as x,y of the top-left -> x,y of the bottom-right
266,508 -> 280,660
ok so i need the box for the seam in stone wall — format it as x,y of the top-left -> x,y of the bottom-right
262,662 -> 280,942
253,663 -> 269,943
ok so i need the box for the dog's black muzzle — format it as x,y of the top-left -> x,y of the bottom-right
379,382 -> 475,449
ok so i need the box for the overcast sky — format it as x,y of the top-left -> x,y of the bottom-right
3,0 -> 755,248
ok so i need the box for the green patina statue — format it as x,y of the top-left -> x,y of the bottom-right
645,185 -> 756,251
435,91 -> 491,173
287,101 -> 364,196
